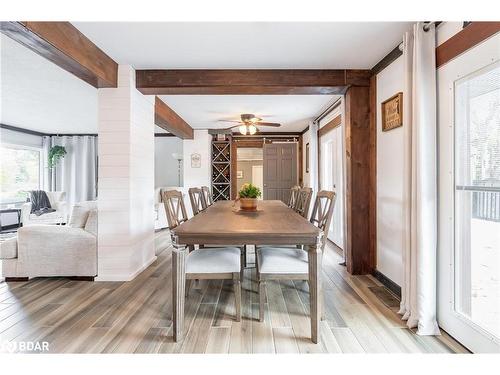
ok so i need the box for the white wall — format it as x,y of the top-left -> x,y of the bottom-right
374,22 -> 472,286
97,65 -> 156,281
182,129 -> 211,189
155,136 -> 183,187
376,55 -> 405,285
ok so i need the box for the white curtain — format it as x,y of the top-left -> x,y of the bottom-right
398,23 -> 441,335
42,135 -> 98,208
308,120 -> 319,194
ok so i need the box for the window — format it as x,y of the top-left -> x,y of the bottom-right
0,144 -> 41,205
454,61 -> 500,339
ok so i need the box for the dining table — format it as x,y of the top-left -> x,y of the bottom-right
170,199 -> 324,344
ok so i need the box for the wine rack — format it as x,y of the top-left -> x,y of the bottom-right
211,136 -> 232,201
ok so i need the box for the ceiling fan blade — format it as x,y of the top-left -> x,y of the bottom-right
218,120 -> 242,123
256,122 -> 281,127
224,124 -> 244,130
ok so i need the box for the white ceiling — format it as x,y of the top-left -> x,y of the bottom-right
0,34 -> 98,134
159,95 -> 338,132
72,22 -> 412,69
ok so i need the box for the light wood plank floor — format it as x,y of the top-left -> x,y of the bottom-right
0,239 -> 469,354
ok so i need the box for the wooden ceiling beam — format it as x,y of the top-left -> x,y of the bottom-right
136,69 -> 371,95
154,97 -> 194,139
0,21 -> 118,88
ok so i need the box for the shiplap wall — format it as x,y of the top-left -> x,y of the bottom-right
97,65 -> 156,281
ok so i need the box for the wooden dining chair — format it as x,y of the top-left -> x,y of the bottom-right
256,190 -> 336,322
201,186 -> 213,206
162,189 -> 241,321
294,187 -> 313,218
288,185 -> 301,208
188,187 -> 208,216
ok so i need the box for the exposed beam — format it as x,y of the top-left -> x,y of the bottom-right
154,97 -> 194,139
0,22 -> 118,88
436,22 -> 500,68
136,69 -> 371,95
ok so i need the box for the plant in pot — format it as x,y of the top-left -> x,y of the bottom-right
237,183 -> 262,211
48,145 -> 67,169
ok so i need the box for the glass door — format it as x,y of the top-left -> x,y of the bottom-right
438,43 -> 500,352
319,125 -> 345,249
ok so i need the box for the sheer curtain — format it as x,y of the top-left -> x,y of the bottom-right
42,135 -> 98,208
398,22 -> 441,335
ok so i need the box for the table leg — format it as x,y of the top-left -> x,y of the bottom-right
308,233 -> 323,344
172,243 -> 188,342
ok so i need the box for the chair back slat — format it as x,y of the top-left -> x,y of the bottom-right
309,190 -> 336,249
188,187 -> 208,215
288,185 -> 301,208
201,186 -> 213,206
162,190 -> 188,230
294,187 -> 313,218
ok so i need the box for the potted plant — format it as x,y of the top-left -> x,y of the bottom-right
48,145 -> 67,169
237,183 -> 262,211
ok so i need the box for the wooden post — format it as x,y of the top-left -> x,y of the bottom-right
344,85 -> 374,275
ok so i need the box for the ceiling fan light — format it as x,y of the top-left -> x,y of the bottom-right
239,125 -> 248,135
248,125 -> 257,135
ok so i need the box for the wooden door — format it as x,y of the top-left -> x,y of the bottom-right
263,143 -> 298,203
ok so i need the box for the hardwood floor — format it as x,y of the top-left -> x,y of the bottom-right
0,240 -> 468,354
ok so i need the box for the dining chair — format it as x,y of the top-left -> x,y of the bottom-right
288,185 -> 301,208
294,187 -> 313,218
256,190 -> 336,322
162,189 -> 241,321
201,186 -> 213,206
188,187 -> 208,216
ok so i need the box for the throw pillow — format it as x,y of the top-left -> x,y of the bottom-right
84,209 -> 98,236
68,205 -> 90,228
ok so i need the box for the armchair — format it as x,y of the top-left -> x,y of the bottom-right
21,191 -> 68,226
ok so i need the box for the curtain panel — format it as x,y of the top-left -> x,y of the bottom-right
42,135 -> 98,209
398,22 -> 441,336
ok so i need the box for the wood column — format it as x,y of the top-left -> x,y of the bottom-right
344,85 -> 374,275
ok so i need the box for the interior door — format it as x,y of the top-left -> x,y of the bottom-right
319,126 -> 345,249
438,35 -> 500,353
252,165 -> 264,200
263,143 -> 298,203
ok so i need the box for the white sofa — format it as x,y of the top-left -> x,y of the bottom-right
1,201 -> 97,280
21,191 -> 68,226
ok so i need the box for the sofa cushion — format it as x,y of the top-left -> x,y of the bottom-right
84,209 -> 97,236
68,205 -> 90,228
0,237 -> 18,259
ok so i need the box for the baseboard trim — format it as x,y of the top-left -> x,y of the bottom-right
372,269 -> 401,298
95,255 -> 157,282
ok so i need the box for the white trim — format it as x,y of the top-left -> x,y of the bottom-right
95,255 -> 157,282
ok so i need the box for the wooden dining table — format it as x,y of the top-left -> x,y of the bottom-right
170,200 -> 323,343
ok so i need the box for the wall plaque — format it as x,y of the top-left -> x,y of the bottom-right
191,153 -> 201,168
381,92 -> 403,131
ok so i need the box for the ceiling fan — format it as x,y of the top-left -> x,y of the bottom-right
219,114 -> 281,135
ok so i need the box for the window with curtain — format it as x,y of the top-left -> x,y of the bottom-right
0,144 -> 42,205
454,61 -> 500,339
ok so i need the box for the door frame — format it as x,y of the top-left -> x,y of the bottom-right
231,135 -> 301,200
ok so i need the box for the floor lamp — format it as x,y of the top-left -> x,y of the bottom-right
172,153 -> 183,187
